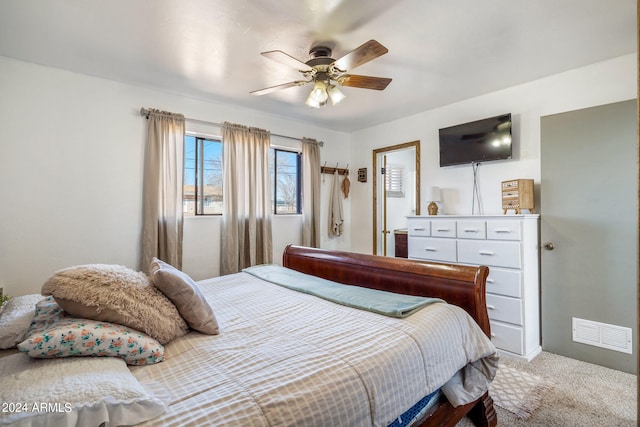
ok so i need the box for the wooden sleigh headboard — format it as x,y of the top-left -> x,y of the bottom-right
282,245 -> 491,337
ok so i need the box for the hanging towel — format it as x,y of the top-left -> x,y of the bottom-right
329,171 -> 344,236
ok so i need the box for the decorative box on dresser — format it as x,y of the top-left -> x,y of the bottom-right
407,214 -> 541,361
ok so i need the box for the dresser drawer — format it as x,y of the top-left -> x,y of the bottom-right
408,237 -> 457,262
456,220 -> 487,239
487,220 -> 522,241
486,294 -> 523,325
457,240 -> 521,268
431,220 -> 456,238
408,219 -> 431,236
490,321 -> 524,355
486,268 -> 522,298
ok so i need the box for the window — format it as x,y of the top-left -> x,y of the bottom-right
183,135 -> 223,215
184,136 -> 302,215
270,148 -> 301,214
385,164 -> 405,198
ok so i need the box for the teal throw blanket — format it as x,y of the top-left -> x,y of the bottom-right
243,264 -> 443,318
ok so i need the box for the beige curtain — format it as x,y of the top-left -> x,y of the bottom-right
302,138 -> 321,247
141,109 -> 185,271
221,122 -> 273,274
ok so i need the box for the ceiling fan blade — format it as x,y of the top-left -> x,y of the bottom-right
250,80 -> 310,96
338,74 -> 392,90
332,40 -> 388,71
261,50 -> 313,72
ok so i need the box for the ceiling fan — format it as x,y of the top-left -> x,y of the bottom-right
250,40 -> 392,108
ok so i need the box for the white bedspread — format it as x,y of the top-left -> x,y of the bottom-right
132,271 -> 498,427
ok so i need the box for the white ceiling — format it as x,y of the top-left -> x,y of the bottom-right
0,0 -> 635,132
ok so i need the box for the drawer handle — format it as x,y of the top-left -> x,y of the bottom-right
494,229 -> 512,233
463,228 -> 479,233
486,278 -> 495,284
413,227 -> 426,231
435,228 -> 451,232
487,305 -> 496,310
490,333 -> 496,338
424,248 -> 437,252
479,250 -> 495,256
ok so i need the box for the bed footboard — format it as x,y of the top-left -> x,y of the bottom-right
282,245 -> 491,337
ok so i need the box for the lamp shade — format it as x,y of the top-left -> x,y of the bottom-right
425,186 -> 441,202
305,81 -> 328,108
327,84 -> 346,105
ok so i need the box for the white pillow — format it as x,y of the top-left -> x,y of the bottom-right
0,353 -> 166,427
0,294 -> 44,349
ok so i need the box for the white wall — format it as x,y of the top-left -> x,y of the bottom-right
348,54 -> 637,254
179,121 -> 351,280
1,53 -> 635,295
0,56 -> 350,295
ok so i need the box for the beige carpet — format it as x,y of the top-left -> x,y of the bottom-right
457,351 -> 636,426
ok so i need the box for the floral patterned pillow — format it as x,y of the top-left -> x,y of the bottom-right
18,297 -> 164,365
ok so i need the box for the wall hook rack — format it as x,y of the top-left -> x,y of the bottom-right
321,163 -> 349,176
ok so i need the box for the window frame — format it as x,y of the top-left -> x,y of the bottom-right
271,147 -> 302,215
183,134 -> 223,216
184,135 -> 303,216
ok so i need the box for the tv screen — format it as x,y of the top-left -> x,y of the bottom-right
439,114 -> 512,167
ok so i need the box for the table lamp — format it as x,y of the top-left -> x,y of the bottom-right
426,186 -> 441,215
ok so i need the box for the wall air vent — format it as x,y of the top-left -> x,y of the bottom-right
572,317 -> 632,354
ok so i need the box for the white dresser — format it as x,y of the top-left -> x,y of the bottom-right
407,215 -> 541,361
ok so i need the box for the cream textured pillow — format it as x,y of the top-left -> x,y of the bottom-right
41,264 -> 188,344
150,258 -> 219,335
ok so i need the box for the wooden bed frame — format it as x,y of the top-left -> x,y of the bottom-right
282,245 -> 497,427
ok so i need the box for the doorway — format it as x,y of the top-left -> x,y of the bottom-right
372,141 -> 420,256
540,100 -> 637,374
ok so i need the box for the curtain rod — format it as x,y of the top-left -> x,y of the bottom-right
139,108 -> 323,147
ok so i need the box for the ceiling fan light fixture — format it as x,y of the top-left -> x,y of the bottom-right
254,40 -> 391,108
327,84 -> 346,105
305,80 -> 329,108
305,95 -> 323,108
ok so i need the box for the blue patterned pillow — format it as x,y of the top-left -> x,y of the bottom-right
18,297 -> 164,365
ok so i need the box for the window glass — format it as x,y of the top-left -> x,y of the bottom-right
184,135 -> 223,215
271,149 -> 301,214
185,136 -> 302,215
201,139 -> 223,214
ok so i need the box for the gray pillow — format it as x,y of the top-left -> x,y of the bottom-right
150,258 -> 219,335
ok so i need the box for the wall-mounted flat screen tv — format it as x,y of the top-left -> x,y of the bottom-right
439,113 -> 512,167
